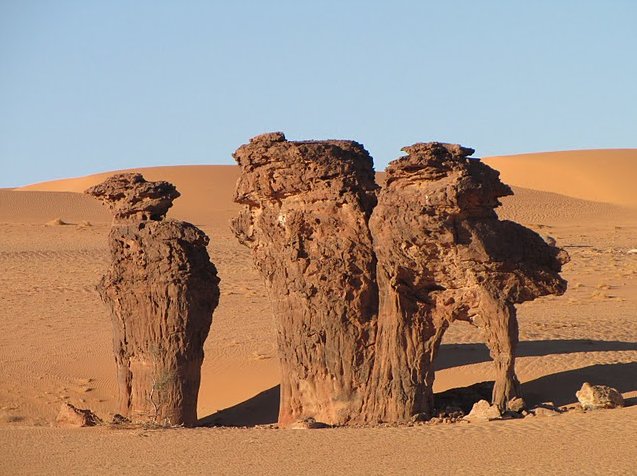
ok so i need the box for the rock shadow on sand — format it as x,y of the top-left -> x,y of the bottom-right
435,339 -> 637,371
522,362 -> 637,407
198,386 -> 280,427
437,361 -> 637,412
199,342 -> 636,427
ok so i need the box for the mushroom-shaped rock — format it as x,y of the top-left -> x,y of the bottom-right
232,132 -> 379,427
86,173 -> 220,427
365,142 -> 569,419
86,173 -> 179,222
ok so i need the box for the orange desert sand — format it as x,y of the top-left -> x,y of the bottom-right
1,149 -> 636,475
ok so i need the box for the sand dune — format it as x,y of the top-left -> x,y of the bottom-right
0,190 -> 109,224
11,147 -> 637,226
18,164 -> 239,196
16,165 -> 241,225
19,149 -> 637,211
483,149 -> 637,208
1,151 -> 637,474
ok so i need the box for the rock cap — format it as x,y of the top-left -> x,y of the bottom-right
233,131 -> 378,210
85,173 -> 180,222
385,141 -> 512,215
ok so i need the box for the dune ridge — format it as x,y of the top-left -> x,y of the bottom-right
483,149 -> 637,208
17,148 -> 637,209
11,148 -> 636,229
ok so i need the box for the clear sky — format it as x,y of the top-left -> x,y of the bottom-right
1,1 -> 636,187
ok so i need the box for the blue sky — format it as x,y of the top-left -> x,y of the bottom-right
1,1 -> 636,187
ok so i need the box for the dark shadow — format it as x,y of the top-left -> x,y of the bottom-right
435,339 -> 637,371
198,341 -> 637,427
435,362 -> 637,411
522,362 -> 637,406
198,385 -> 280,427
435,381 -> 494,413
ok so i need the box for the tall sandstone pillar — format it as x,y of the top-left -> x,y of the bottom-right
87,173 -> 220,426
232,132 -> 378,427
365,142 -> 569,419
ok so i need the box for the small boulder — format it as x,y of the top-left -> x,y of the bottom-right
410,412 -> 431,423
56,403 -> 101,427
576,382 -> 624,410
533,407 -> 561,417
287,417 -> 329,429
507,397 -> 527,413
111,413 -> 130,425
465,400 -> 501,421
46,218 -> 68,226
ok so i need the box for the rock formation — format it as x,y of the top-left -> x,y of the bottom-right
232,135 -> 569,425
56,403 -> 101,427
366,142 -> 569,420
464,400 -> 502,422
86,173 -> 219,427
231,132 -> 379,427
576,382 -> 625,410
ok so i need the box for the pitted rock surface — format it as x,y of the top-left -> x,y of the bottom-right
365,142 -> 569,420
86,173 -> 219,427
576,382 -> 625,410
86,173 -> 180,222
232,135 -> 569,425
232,132 -> 379,427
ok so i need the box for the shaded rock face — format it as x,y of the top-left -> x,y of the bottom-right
367,142 -> 569,418
232,132 -> 379,427
86,173 -> 219,427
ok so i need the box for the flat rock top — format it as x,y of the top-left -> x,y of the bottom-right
233,132 -> 378,207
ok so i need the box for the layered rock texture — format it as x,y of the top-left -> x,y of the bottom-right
367,142 -> 569,418
87,173 -> 219,427
232,132 -> 379,427
233,133 -> 569,426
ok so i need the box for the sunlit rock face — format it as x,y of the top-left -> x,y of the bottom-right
87,173 -> 220,426
232,132 -> 379,427
366,142 -> 569,420
232,134 -> 569,426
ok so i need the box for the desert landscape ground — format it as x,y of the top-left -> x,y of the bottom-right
1,149 -> 636,474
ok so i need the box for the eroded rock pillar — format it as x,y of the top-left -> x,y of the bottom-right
366,142 -> 569,417
86,173 -> 220,426
231,132 -> 378,427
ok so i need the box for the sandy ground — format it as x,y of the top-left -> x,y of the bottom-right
1,150 -> 636,474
